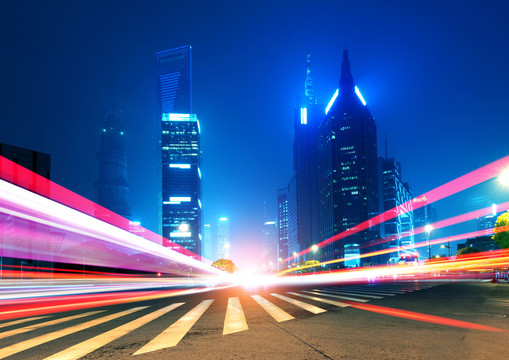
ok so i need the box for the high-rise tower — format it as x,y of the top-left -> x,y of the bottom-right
95,110 -> 131,219
157,46 -> 202,257
291,51 -> 324,260
318,50 -> 379,265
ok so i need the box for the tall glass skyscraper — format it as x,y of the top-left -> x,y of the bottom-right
95,110 -> 131,220
157,46 -> 202,257
318,50 -> 379,265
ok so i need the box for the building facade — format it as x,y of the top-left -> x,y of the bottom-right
95,110 -> 131,219
157,46 -> 202,257
379,157 -> 415,264
318,50 -> 379,265
277,187 -> 289,262
217,217 -> 230,259
293,51 -> 324,261
263,220 -> 278,270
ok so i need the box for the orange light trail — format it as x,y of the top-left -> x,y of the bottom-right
343,301 -> 507,333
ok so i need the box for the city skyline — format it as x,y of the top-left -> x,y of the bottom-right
1,1 -> 508,268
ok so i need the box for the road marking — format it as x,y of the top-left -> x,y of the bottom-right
133,299 -> 213,355
288,292 -> 350,308
0,311 -> 104,340
304,290 -> 369,303
251,295 -> 294,322
270,293 -> 326,314
348,288 -> 405,294
0,316 -> 50,330
325,288 -> 396,296
224,297 -> 248,335
314,289 -> 383,299
0,307 -> 146,360
44,303 -> 185,360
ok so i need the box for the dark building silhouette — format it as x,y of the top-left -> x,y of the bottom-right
293,51 -> 324,260
95,110 -> 131,219
318,50 -> 379,265
157,46 -> 202,257
0,143 -> 51,278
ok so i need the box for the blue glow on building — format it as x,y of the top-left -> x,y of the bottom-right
355,86 -> 366,106
300,107 -> 307,124
170,164 -> 191,169
325,89 -> 339,114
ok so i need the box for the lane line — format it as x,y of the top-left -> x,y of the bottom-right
288,292 -> 350,308
304,290 -> 369,303
43,303 -> 185,360
223,297 -> 248,335
0,311 -> 104,340
0,316 -> 50,330
325,288 -> 396,296
270,293 -> 326,314
251,295 -> 294,322
133,299 -> 213,355
313,289 -> 383,299
0,307 -> 146,360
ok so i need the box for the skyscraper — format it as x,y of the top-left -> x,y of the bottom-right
293,51 -> 324,260
318,50 -> 379,265
217,217 -> 230,259
157,46 -> 202,257
263,220 -> 278,270
95,110 -> 131,220
379,156 -> 415,264
277,187 -> 289,261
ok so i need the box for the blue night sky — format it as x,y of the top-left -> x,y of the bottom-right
1,1 -> 508,268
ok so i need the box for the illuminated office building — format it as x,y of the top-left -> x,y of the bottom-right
263,221 -> 278,269
157,46 -> 202,257
217,217 -> 230,259
379,156 -> 414,264
318,50 -> 379,265
277,187 -> 289,260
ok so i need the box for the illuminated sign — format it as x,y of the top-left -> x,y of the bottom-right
300,108 -> 307,125
325,89 -> 339,114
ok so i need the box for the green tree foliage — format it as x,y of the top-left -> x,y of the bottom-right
456,246 -> 480,256
211,259 -> 236,273
492,211 -> 509,249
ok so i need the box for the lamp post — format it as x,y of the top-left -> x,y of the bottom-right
440,237 -> 451,257
425,224 -> 433,260
311,244 -> 319,261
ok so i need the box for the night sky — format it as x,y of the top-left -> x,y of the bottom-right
1,1 -> 508,268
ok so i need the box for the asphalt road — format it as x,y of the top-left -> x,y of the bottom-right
0,281 -> 507,359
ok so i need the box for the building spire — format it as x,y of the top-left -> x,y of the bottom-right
339,49 -> 354,90
305,50 -> 316,104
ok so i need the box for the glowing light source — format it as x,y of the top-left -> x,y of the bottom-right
178,223 -> 190,232
492,203 -> 497,216
312,245 -> 319,252
170,164 -> 191,169
163,113 -> 197,122
325,89 -> 339,114
300,108 -> 307,124
219,217 -> 228,221
500,168 -> 509,186
355,86 -> 366,106
425,224 -> 433,233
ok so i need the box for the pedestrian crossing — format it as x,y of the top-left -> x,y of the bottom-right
0,283 -> 437,357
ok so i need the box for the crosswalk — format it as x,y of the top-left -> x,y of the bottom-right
0,283 -> 437,358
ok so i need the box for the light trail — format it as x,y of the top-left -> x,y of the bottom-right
342,301 -> 507,333
284,155 -> 509,263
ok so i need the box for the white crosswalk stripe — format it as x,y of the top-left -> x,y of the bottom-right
224,297 -> 249,335
271,293 -> 327,314
0,316 -> 50,330
324,288 -> 397,296
304,290 -> 369,302
251,295 -> 295,322
0,311 -> 104,340
43,303 -> 184,360
314,289 -> 383,299
133,299 -> 213,355
287,292 -> 350,308
0,307 -> 146,360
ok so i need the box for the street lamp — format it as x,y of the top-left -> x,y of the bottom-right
311,245 -> 319,261
440,237 -> 451,257
425,224 -> 433,260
